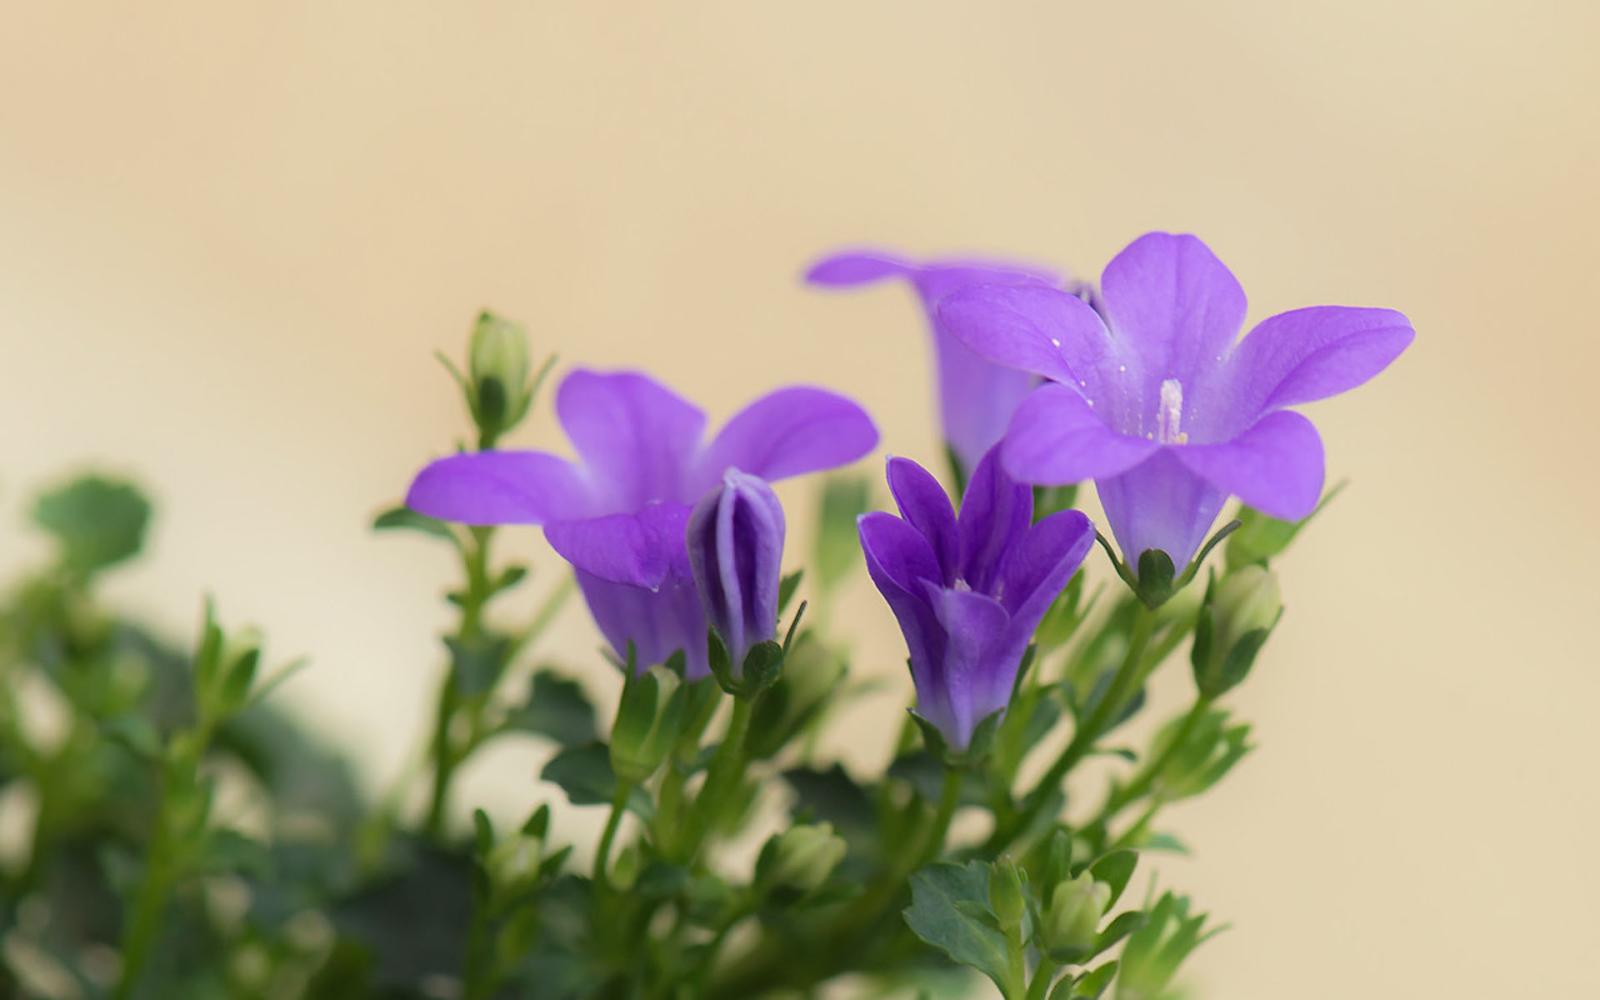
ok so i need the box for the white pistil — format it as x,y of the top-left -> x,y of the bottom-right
1156,378 -> 1188,444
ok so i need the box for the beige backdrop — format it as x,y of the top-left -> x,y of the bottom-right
3,2 -> 1597,997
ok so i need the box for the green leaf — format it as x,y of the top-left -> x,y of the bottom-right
813,473 -> 872,592
778,569 -> 804,616
504,671 -> 598,746
102,715 -> 162,759
32,474 -> 151,575
372,505 -> 459,545
782,764 -> 877,857
1067,961 -> 1118,998
540,743 -> 653,820
903,862 -> 1011,990
1086,850 -> 1138,909
445,633 -> 513,698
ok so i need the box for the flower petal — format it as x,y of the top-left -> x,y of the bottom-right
803,249 -> 916,286
556,370 -> 707,510
575,568 -> 709,677
695,387 -> 878,489
1001,384 -> 1159,485
543,502 -> 692,590
1099,232 -> 1246,386
956,445 -> 1032,595
886,457 -> 959,585
859,511 -> 949,722
1096,449 -> 1227,572
996,509 -> 1094,624
1175,410 -> 1325,521
1225,306 -> 1415,423
807,250 -> 1058,471
937,284 -> 1115,390
686,471 -> 786,664
924,584 -> 1015,750
405,450 -> 591,525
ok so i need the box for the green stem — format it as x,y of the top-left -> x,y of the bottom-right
1025,958 -> 1061,1000
992,603 -> 1158,852
422,528 -> 494,839
1002,924 -> 1029,1000
116,778 -> 174,999
709,765 -> 963,999
593,779 -> 632,885
1097,696 -> 1212,826
691,695 -> 756,851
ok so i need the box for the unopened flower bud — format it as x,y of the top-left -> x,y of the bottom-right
768,822 -> 846,892
989,859 -> 1029,935
610,667 -> 686,785
687,470 -> 787,676
1042,872 -> 1110,960
1191,566 -> 1282,699
467,311 -> 534,442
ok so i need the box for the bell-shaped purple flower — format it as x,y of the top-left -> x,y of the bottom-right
804,249 -> 1060,473
686,470 -> 786,668
858,446 -> 1094,750
405,369 -> 877,678
938,232 -> 1414,573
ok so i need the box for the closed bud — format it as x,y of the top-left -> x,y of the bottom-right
989,859 -> 1029,935
610,667 -> 686,785
687,471 -> 787,672
767,822 -> 846,892
1041,872 -> 1110,960
1191,565 -> 1282,699
466,311 -> 534,441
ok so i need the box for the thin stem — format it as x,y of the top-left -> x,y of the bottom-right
116,771 -> 174,999
422,528 -> 494,839
992,603 -> 1158,852
1097,696 -> 1212,826
593,779 -> 632,885
690,694 -> 756,852
1025,958 -> 1061,1000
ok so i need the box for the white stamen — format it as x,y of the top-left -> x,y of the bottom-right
1050,337 -> 1062,348
1156,378 -> 1188,444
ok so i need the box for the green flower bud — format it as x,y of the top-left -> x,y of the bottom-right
1041,872 -> 1110,961
767,822 -> 846,892
466,311 -> 534,442
988,859 -> 1029,935
1191,565 -> 1282,699
610,667 -> 688,786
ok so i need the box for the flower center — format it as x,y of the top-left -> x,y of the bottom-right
1155,378 -> 1188,444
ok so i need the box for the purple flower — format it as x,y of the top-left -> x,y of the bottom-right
804,249 -> 1060,473
686,470 -> 786,668
938,232 -> 1414,573
858,446 -> 1093,750
406,370 -> 877,678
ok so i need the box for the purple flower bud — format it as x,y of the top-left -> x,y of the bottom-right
858,446 -> 1094,750
686,470 -> 787,668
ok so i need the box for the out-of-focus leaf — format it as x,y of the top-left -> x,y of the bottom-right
32,474 -> 151,575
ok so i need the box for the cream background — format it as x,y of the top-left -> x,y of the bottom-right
2,2 -> 1596,997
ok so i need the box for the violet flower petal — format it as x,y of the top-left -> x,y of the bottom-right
805,249 -> 1057,470
1098,232 -> 1247,392
1226,305 -> 1416,422
575,566 -> 710,678
556,370 -> 707,511
544,502 -> 691,590
405,450 -> 592,525
995,508 -> 1095,623
1096,450 -> 1227,572
686,470 -> 786,665
1001,384 -> 1159,485
955,446 -> 1032,595
936,282 -> 1118,391
886,456 -> 960,585
1176,410 -> 1325,521
695,386 -> 877,490
858,511 -> 948,711
924,584 -> 1013,750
